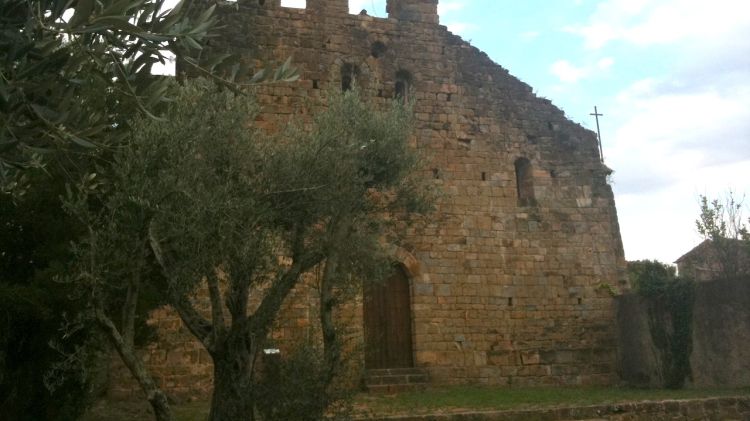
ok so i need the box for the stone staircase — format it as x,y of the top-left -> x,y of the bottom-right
364,367 -> 429,393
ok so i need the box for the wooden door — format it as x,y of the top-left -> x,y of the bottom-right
363,266 -> 414,369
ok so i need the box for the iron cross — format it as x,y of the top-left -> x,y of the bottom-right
590,106 -> 604,162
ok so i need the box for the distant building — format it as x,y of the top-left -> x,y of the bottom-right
675,239 -> 749,281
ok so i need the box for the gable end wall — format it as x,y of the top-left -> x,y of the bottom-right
111,1 -> 629,399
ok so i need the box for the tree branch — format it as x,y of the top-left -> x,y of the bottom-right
320,216 -> 351,387
95,307 -> 173,421
171,294 -> 215,353
148,219 -> 215,352
122,233 -> 149,349
226,274 -> 250,325
249,226 -> 323,338
121,277 -> 139,349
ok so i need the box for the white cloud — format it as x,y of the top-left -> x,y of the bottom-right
608,77 -> 750,191
438,1 -> 464,16
566,0 -> 750,49
348,0 -> 386,15
597,57 -> 614,70
520,30 -> 540,41
615,160 -> 750,263
605,73 -> 750,262
280,0 -> 305,8
438,1 -> 470,34
564,3 -> 750,263
549,57 -> 615,83
550,60 -> 588,83
446,22 -> 477,35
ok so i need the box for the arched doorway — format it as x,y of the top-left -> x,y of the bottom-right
363,265 -> 414,369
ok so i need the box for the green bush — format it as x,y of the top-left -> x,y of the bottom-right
256,343 -> 353,421
628,260 -> 694,389
627,259 -> 676,295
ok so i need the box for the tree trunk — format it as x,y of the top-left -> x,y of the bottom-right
320,216 -> 351,388
320,266 -> 341,389
208,342 -> 257,421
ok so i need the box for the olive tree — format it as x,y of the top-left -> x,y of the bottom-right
66,78 -> 429,420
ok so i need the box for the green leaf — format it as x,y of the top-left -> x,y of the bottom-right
156,0 -> 188,31
87,16 -> 146,35
145,80 -> 169,108
196,4 -> 216,28
101,0 -> 147,18
181,36 -> 202,51
204,53 -> 232,71
250,69 -> 267,83
23,145 -> 57,155
30,104 -> 64,124
69,134 -> 97,148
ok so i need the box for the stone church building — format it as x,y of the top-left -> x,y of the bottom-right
112,0 -> 628,399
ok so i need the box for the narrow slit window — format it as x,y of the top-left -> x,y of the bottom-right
395,69 -> 412,103
341,63 -> 358,92
515,157 -> 535,206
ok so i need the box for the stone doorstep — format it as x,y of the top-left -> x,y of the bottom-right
366,375 -> 430,386
366,368 -> 428,377
367,383 -> 429,394
365,367 -> 430,394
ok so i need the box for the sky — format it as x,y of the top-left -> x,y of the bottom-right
248,0 -> 750,263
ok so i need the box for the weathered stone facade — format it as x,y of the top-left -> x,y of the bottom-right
113,0 -> 628,398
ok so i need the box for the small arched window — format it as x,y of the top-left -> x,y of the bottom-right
395,69 -> 412,103
341,63 -> 358,91
515,157 -> 535,206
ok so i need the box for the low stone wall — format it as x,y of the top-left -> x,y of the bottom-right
690,279 -> 750,387
360,396 -> 750,420
616,278 -> 750,388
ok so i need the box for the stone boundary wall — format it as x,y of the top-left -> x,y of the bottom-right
359,396 -> 750,420
616,278 -> 750,388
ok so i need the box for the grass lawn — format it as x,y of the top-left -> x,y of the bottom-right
84,386 -> 750,420
84,400 -> 210,421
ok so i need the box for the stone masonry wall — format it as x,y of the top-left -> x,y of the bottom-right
617,278 -> 750,388
362,396 -> 750,421
111,0 -> 627,399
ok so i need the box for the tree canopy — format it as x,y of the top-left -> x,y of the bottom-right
695,192 -> 750,279
0,0 -> 294,417
0,0 -> 296,195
